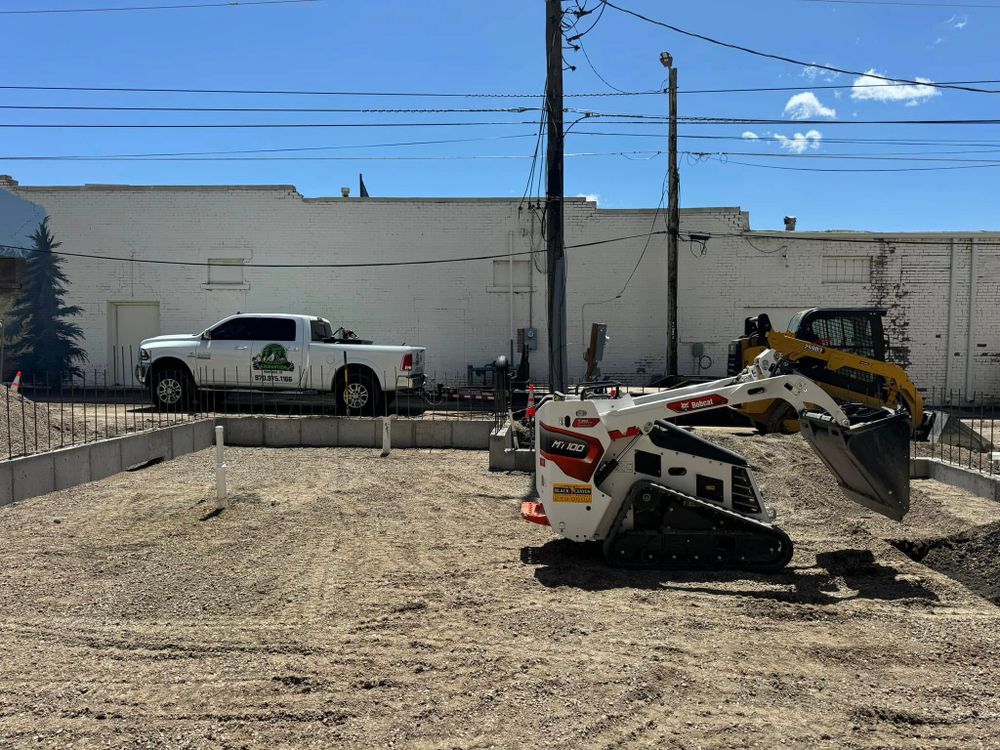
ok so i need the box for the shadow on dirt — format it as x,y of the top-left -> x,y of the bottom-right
522,540 -> 939,604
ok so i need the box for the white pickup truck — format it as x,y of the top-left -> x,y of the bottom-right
136,313 -> 425,414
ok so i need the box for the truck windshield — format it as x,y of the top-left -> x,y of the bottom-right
311,319 -> 334,342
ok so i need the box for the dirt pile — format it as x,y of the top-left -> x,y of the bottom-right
894,521 -> 1000,606
0,390 -> 158,458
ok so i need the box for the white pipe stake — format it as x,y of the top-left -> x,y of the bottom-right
215,425 -> 227,507
381,416 -> 392,458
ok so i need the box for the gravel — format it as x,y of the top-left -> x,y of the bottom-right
0,436 -> 998,749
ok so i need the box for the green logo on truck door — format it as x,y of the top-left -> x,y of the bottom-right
252,343 -> 295,383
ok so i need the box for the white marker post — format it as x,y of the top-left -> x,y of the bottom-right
380,416 -> 392,458
215,425 -> 227,508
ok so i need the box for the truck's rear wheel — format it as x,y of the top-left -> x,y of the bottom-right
336,367 -> 382,416
151,367 -> 194,411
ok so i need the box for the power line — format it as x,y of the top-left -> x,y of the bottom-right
0,0 -> 322,15
678,80 -> 1000,95
801,0 -> 1000,8
703,157 -> 1000,172
0,230 -> 671,268
9,115 -> 1000,128
0,134 -> 538,160
578,110 -> 1000,125
600,0 -> 999,94
573,130 -> 1000,146
0,150 -> 665,162
689,149 -> 1000,162
0,104 -> 539,114
0,120 -> 546,129
0,83 -> 659,99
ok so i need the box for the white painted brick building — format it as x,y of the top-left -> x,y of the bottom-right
1,175 -> 997,396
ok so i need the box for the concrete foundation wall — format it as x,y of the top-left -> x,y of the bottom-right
0,416 -> 491,506
910,457 -> 1000,502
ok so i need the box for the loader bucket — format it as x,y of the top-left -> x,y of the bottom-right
799,405 -> 911,522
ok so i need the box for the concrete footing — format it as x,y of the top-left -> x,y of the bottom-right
488,424 -> 534,472
1,416 -> 493,507
910,457 -> 1000,502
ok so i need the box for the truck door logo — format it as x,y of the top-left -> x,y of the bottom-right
252,343 -> 295,383
253,343 -> 295,372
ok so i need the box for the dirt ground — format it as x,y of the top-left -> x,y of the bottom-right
1,434 -> 999,749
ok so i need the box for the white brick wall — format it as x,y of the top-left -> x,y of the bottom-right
4,178 -> 999,397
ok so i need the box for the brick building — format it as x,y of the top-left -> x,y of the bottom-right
0,174 -> 997,396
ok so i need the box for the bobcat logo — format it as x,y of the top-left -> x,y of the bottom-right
252,343 -> 295,372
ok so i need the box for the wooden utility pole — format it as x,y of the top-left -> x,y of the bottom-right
665,57 -> 679,377
545,0 -> 568,392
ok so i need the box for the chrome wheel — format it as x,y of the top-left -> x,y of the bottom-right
157,377 -> 183,405
343,381 -> 370,410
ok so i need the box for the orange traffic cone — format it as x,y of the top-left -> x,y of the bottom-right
526,383 -> 536,419
10,371 -> 21,394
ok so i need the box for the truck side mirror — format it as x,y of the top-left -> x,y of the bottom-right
201,331 -> 212,341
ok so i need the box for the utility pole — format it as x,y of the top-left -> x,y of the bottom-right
545,0 -> 568,392
661,51 -> 679,377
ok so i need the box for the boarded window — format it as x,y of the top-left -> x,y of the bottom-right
491,259 -> 531,289
207,258 -> 245,285
822,256 -> 870,283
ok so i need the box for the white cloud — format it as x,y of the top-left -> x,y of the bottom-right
741,131 -> 760,140
800,64 -> 841,83
783,92 -> 837,120
850,69 -> 940,105
576,193 -> 599,205
947,13 -> 968,29
774,130 -> 822,154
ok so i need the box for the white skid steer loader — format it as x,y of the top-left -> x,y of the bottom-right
522,350 -> 912,570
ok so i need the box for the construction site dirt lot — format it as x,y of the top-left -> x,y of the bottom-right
1,434 -> 999,749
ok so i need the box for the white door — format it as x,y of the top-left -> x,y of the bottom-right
110,302 -> 160,384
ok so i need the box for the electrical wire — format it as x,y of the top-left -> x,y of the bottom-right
0,150 -> 665,162
0,230 -> 672,269
801,0 -> 1000,8
700,156 -> 1000,172
617,175 -> 667,296
0,83 -> 660,98
0,104 -> 539,114
600,0 -> 999,94
10,115 -> 1000,128
0,0 -> 321,14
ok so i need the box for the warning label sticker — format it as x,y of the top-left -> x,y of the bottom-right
552,484 -> 593,504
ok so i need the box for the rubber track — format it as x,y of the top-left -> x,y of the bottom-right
601,480 -> 794,571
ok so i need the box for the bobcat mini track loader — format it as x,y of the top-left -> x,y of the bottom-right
521,349 -> 911,570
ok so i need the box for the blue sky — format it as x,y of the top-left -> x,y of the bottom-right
1,0 -> 997,230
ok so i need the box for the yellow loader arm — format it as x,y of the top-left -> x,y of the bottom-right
740,330 -> 924,433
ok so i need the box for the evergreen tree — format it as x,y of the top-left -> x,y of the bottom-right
5,218 -> 87,380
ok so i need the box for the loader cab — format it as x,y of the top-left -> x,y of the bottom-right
787,307 -> 887,362
727,307 -> 888,376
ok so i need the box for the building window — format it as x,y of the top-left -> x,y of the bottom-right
206,258 -> 246,286
0,258 -> 22,290
822,256 -> 870,283
489,259 -> 531,292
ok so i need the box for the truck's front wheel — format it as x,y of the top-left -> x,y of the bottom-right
151,367 -> 195,411
336,367 -> 382,416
